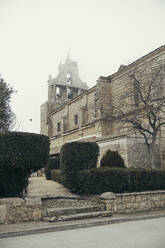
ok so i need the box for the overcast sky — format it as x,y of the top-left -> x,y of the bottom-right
0,0 -> 165,133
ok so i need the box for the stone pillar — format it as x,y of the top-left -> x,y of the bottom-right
99,192 -> 116,213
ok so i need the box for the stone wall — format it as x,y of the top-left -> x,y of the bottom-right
49,87 -> 105,155
40,102 -> 48,136
100,191 -> 165,214
127,138 -> 161,169
97,136 -> 128,167
0,197 -> 42,224
1,191 -> 165,223
97,136 -> 161,168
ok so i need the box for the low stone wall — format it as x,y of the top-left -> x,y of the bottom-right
0,197 -> 42,224
100,191 -> 165,214
1,191 -> 165,224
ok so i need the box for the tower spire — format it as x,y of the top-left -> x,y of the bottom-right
66,51 -> 70,61
66,45 -> 71,61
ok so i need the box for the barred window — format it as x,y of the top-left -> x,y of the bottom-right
57,122 -> 61,132
74,114 -> 78,125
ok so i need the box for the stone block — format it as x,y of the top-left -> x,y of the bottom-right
139,201 -> 151,210
0,205 -> 7,224
135,196 -> 143,202
100,192 -> 116,200
117,204 -> 126,210
115,198 -> 122,205
121,196 -> 130,203
130,196 -> 136,203
32,210 -> 42,220
133,203 -> 139,209
126,203 -> 133,209
152,196 -> 160,202
105,202 -> 113,211
154,201 -> 161,208
0,197 -> 24,207
25,197 -> 41,207
160,194 -> 165,201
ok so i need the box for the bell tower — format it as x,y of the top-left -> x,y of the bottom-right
48,54 -> 88,112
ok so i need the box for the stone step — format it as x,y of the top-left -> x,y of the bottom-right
42,196 -> 101,209
43,211 -> 112,222
42,204 -> 105,217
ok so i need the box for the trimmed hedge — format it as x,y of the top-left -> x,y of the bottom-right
45,156 -> 60,180
51,169 -> 63,184
0,132 -> 49,197
100,149 -> 125,168
76,167 -> 165,195
60,142 -> 99,191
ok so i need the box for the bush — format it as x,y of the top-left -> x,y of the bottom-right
0,132 -> 49,197
51,169 -> 63,184
45,155 -> 60,180
76,167 -> 165,195
60,142 -> 99,191
100,149 -> 125,168
77,167 -> 128,194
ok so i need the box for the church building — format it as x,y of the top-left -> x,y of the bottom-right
41,46 -> 165,169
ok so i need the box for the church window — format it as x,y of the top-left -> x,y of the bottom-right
67,88 -> 73,99
78,89 -> 81,96
56,87 -> 61,98
57,122 -> 61,132
66,72 -> 72,85
74,114 -> 78,125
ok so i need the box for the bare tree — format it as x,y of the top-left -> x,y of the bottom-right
110,63 -> 165,168
0,76 -> 15,132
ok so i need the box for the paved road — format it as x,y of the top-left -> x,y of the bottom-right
1,217 -> 165,248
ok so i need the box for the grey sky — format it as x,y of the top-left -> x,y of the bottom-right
0,0 -> 165,133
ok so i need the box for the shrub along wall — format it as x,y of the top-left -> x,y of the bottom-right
60,142 -> 99,191
45,156 -> 60,180
76,167 -> 165,195
0,132 -> 49,197
51,169 -> 63,184
100,149 -> 125,168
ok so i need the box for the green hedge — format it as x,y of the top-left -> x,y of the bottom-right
45,156 -> 60,180
100,149 -> 125,168
0,132 -> 49,197
76,167 -> 165,195
51,169 -> 63,184
60,142 -> 99,191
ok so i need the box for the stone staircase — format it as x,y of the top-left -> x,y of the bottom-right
41,196 -> 112,222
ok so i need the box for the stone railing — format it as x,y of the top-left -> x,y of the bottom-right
100,191 -> 165,213
0,197 -> 42,224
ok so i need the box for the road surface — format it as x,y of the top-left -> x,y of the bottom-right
0,217 -> 165,248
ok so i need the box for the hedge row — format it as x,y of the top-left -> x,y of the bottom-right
0,132 -> 49,197
100,149 -> 125,168
60,142 -> 99,190
48,142 -> 165,196
76,167 -> 165,194
51,169 -> 63,184
45,156 -> 60,180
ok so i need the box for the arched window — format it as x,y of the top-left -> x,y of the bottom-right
67,87 -> 73,99
56,86 -> 61,98
66,72 -> 72,85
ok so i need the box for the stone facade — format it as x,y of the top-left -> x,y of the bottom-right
0,197 -> 42,224
100,190 -> 165,214
41,46 -> 165,168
